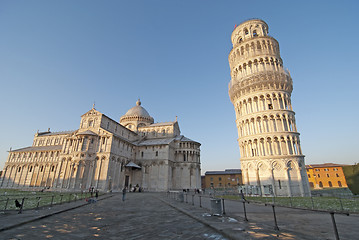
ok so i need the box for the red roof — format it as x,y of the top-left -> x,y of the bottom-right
305,163 -> 348,169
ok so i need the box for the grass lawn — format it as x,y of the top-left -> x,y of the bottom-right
218,194 -> 359,213
0,189 -> 95,211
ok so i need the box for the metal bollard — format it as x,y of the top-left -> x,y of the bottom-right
311,196 -> 315,210
199,196 -> 202,208
242,200 -> 248,221
192,195 -> 194,206
4,198 -> 9,210
330,212 -> 340,240
50,195 -> 55,207
222,198 -> 226,215
36,197 -> 41,209
18,197 -> 25,214
272,205 -> 279,231
338,198 -> 344,212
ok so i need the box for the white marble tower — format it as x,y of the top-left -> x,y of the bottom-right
228,19 -> 310,196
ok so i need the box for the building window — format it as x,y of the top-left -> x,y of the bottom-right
40,166 -> 44,172
326,174 -> 330,177
333,168 -> 338,171
324,168 -> 329,172
219,177 -> 222,181
308,174 -> 311,178
317,174 -> 321,178
253,30 -> 258,37
268,104 -> 273,109
278,180 -> 282,189
184,154 -> 186,161
210,183 -> 213,187
155,151 -> 158,157
141,152 -> 144,158
51,166 -> 55,172
210,177 -> 213,181
336,173 -> 339,177
219,183 -> 222,187
319,181 -> 323,188
328,181 -> 333,187
338,181 -> 342,187
315,169 -> 320,171
18,167 -> 21,172
29,166 -> 33,172
309,182 -> 314,188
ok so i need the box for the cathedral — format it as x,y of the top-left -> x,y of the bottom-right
0,100 -> 201,192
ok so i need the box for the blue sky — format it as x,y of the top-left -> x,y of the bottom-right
0,1 -> 358,174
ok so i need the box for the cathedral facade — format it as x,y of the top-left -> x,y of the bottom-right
228,19 -> 310,196
0,100 -> 201,192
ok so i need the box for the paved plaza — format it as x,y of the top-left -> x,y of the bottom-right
0,192 -> 358,239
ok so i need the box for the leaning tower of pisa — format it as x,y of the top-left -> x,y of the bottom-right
228,19 -> 310,197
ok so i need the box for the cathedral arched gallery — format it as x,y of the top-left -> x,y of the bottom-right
0,100 -> 201,192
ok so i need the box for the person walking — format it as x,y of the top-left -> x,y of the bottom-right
122,187 -> 127,202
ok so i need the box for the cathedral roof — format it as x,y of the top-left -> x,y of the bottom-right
136,138 -> 175,146
38,130 -> 75,136
10,145 -> 62,152
123,99 -> 152,118
76,130 -> 98,136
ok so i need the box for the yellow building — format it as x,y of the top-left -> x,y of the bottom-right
306,163 -> 348,189
203,169 -> 242,189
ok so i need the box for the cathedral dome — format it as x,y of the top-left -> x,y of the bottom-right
120,99 -> 154,130
124,99 -> 151,118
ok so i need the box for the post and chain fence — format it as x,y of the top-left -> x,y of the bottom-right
0,190 -> 99,213
167,190 -> 358,240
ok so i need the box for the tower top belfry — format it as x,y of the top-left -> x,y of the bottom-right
228,19 -> 310,197
231,19 -> 268,45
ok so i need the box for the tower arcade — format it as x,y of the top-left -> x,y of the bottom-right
228,19 -> 310,196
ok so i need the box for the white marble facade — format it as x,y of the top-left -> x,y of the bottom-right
0,100 -> 201,192
228,19 -> 311,196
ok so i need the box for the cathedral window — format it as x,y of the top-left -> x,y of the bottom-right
268,104 -> 273,109
88,120 -> 93,127
40,166 -> 44,172
18,167 -> 21,172
141,152 -> 144,158
244,28 -> 249,35
219,177 -> 222,181
51,166 -> 55,172
29,166 -> 32,172
184,154 -> 186,161
253,30 -> 258,37
239,37 -> 243,43
155,151 -> 158,157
